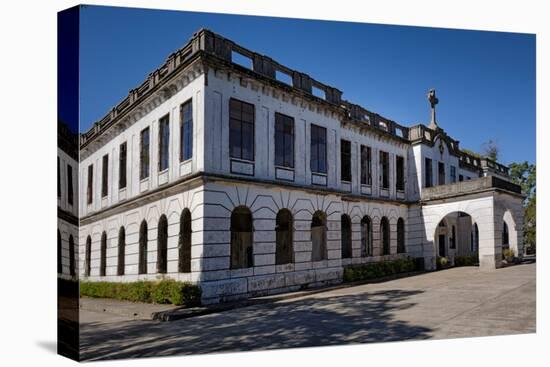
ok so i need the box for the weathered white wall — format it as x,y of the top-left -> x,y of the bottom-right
79,75 -> 205,218
203,69 -> 409,200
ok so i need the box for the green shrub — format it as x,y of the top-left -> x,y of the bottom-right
343,257 -> 418,283
436,256 -> 449,269
503,248 -> 515,260
454,255 -> 478,267
80,280 -> 201,307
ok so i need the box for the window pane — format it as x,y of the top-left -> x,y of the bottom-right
242,121 -> 254,161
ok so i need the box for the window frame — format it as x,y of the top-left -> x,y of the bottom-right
87,164 -> 93,204
180,99 -> 193,162
425,157 -> 433,188
66,164 -> 73,205
360,145 -> 372,186
101,154 -> 109,198
310,124 -> 327,174
158,114 -> 170,172
140,127 -> 150,180
396,155 -> 405,192
119,142 -> 127,189
229,98 -> 255,162
340,139 -> 352,182
379,151 -> 390,189
274,112 -> 295,168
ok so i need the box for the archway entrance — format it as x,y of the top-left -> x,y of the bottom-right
434,211 -> 479,265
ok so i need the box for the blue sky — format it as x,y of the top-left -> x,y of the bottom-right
78,5 -> 536,164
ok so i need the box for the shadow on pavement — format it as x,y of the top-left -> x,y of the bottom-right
80,289 -> 431,361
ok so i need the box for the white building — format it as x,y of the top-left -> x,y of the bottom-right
73,29 -> 524,303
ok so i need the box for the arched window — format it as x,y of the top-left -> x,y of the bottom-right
157,215 -> 168,274
361,216 -> 372,257
117,227 -> 125,276
85,236 -> 91,276
68,235 -> 75,276
100,231 -> 107,276
471,223 -> 479,253
231,207 -> 253,269
311,211 -> 327,261
179,209 -> 192,273
57,230 -> 62,274
139,220 -> 148,274
502,222 -> 509,246
276,209 -> 293,265
341,214 -> 352,259
380,217 -> 390,255
397,218 -> 405,254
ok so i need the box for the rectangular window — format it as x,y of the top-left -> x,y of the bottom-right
67,164 -> 73,205
380,151 -> 389,189
229,98 -> 255,161
360,145 -> 372,185
101,154 -> 109,198
438,161 -> 445,185
450,165 -> 457,183
159,114 -> 170,172
340,139 -> 352,182
119,142 -> 127,189
87,164 -> 93,204
57,157 -> 61,198
425,158 -> 433,188
396,155 -> 405,191
274,113 -> 294,168
180,100 -> 193,161
140,127 -> 150,180
310,124 -> 327,174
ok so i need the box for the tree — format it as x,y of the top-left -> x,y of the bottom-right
482,139 -> 499,161
509,161 -> 536,253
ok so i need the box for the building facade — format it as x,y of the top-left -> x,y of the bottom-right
72,29 -> 524,303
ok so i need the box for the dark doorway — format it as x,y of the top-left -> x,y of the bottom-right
439,234 -> 446,256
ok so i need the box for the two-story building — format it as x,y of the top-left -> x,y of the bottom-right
76,29 -> 524,303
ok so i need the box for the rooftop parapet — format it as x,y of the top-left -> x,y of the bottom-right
421,175 -> 522,201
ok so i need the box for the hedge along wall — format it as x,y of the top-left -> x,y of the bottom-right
343,257 -> 421,283
80,279 -> 201,307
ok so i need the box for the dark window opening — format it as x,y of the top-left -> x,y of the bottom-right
85,236 -> 91,277
139,220 -> 148,274
397,218 -> 405,253
101,155 -> 109,198
117,227 -> 125,276
502,222 -> 509,246
425,158 -> 433,188
275,113 -> 294,168
311,211 -> 327,261
231,207 -> 254,269
180,100 -> 193,161
229,99 -> 255,161
381,217 -> 390,255
159,115 -> 170,172
310,124 -> 327,174
157,215 -> 168,274
450,225 -> 456,249
67,164 -> 73,205
396,155 -> 405,192
340,140 -> 352,182
438,161 -> 445,185
87,165 -> 93,204
100,231 -> 107,276
119,142 -> 127,189
68,235 -> 75,276
360,145 -> 372,185
361,216 -> 373,257
380,151 -> 390,189
341,214 -> 352,259
276,209 -> 293,265
140,127 -> 150,180
450,165 -> 457,183
179,209 -> 192,273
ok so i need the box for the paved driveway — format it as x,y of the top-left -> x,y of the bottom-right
80,262 -> 536,361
